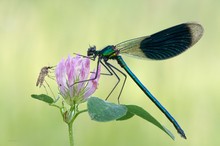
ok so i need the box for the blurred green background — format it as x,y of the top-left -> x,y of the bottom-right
0,0 -> 219,146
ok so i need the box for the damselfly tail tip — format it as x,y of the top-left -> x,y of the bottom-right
181,133 -> 187,139
178,129 -> 187,139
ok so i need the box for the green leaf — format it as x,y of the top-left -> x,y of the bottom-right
31,94 -> 54,104
123,105 -> 175,140
116,110 -> 134,120
87,97 -> 127,122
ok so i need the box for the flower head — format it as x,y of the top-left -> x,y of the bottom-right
55,55 -> 101,105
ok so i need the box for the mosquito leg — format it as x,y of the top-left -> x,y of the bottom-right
42,84 -> 49,95
44,80 -> 56,99
53,95 -> 60,103
47,75 -> 55,80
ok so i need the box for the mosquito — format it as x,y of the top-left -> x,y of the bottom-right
36,66 -> 56,98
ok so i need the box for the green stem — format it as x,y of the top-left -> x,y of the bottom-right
68,122 -> 74,146
67,107 -> 87,146
50,103 -> 61,109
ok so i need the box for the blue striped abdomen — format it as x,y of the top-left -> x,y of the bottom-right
116,55 -> 186,138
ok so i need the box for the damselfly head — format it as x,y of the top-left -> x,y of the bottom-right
87,45 -> 97,57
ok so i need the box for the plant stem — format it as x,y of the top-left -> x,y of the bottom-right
67,107 -> 87,146
68,122 -> 74,146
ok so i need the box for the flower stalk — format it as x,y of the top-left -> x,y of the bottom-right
54,55 -> 101,146
68,122 -> 74,146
